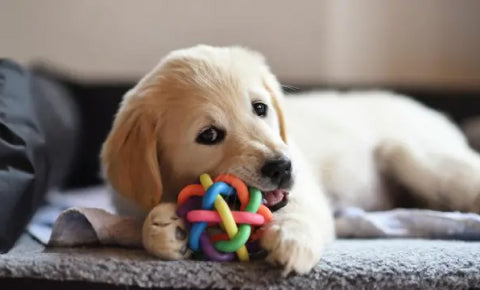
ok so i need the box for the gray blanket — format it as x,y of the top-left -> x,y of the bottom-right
47,206 -> 480,248
39,186 -> 480,247
25,186 -> 480,247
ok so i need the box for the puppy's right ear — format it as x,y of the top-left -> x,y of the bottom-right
101,97 -> 163,210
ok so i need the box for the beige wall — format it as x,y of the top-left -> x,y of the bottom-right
1,0 -> 479,89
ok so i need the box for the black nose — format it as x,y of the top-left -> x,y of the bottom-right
261,157 -> 292,187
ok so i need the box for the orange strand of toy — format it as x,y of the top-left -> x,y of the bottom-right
177,184 -> 205,205
209,233 -> 229,243
214,174 -> 249,207
215,174 -> 273,223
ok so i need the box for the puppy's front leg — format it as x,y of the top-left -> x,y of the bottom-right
261,190 -> 334,275
261,152 -> 335,275
142,203 -> 191,260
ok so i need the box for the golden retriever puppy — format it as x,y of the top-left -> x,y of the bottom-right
101,45 -> 334,275
102,45 -> 480,275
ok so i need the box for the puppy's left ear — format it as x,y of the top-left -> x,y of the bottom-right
101,96 -> 163,210
263,74 -> 288,144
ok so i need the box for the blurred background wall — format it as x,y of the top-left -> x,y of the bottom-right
2,0 -> 480,189
1,0 -> 480,89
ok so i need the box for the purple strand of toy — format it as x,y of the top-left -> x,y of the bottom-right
176,196 -> 203,218
200,232 -> 235,261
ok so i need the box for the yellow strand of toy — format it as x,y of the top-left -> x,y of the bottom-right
199,174 -> 249,261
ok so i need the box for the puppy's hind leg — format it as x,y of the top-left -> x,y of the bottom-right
375,140 -> 480,213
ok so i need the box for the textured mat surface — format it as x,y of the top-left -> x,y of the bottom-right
1,235 -> 480,289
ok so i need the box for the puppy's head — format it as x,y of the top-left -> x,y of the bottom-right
101,45 -> 292,211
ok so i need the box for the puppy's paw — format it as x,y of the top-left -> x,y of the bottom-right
261,216 -> 326,276
142,203 -> 191,260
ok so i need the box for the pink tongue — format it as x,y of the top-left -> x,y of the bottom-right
264,190 -> 285,207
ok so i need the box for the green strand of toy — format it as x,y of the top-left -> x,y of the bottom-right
214,187 -> 262,252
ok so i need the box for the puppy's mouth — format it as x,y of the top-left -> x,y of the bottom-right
261,189 -> 289,211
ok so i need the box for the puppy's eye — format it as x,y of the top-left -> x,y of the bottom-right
252,102 -> 268,117
196,126 -> 225,145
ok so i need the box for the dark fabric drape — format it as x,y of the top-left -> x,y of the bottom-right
0,60 -> 79,252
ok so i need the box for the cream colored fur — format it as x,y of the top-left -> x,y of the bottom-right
102,45 -> 480,275
286,92 -> 480,213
